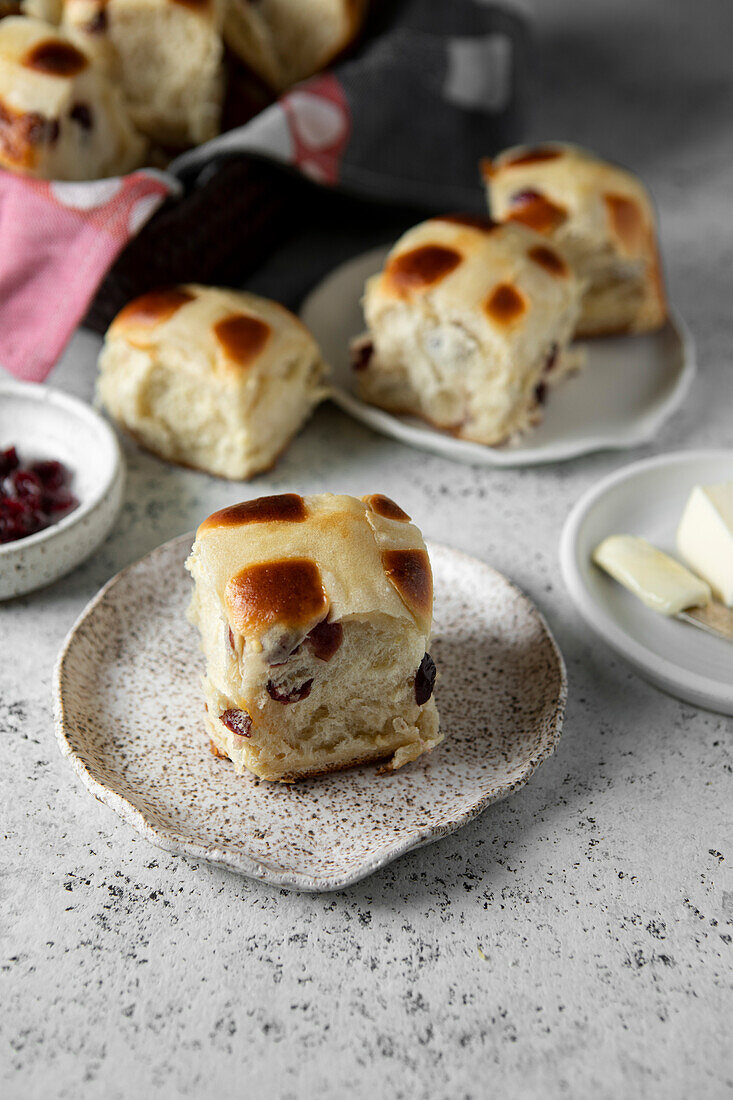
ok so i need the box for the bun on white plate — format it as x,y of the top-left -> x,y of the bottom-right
353,214 -> 585,446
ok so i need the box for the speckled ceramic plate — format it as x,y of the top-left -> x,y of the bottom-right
54,534 -> 566,892
300,246 -> 695,467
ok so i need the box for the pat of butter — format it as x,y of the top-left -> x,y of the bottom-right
593,535 -> 711,615
677,482 -> 733,607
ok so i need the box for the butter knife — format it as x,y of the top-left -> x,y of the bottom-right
677,602 -> 733,641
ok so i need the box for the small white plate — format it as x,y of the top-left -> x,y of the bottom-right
0,381 -> 124,599
301,246 -> 695,467
54,534 -> 566,892
560,450 -> 733,714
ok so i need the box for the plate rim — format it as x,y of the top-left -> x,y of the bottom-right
53,533 -> 568,893
559,448 -> 733,713
300,244 -> 697,468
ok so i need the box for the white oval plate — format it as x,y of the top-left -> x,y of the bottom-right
54,534 -> 566,892
560,450 -> 733,714
0,380 -> 124,600
301,246 -> 695,467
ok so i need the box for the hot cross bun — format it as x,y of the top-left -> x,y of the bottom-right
186,492 -> 442,782
61,0 -> 225,147
482,143 -> 666,337
97,285 -> 329,479
0,15 -> 145,178
352,215 -> 584,446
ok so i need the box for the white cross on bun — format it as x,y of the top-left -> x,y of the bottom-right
186,492 -> 442,782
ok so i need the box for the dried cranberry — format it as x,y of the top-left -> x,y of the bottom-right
351,340 -> 374,372
84,9 -> 108,34
0,447 -> 77,542
46,488 -> 77,515
510,188 -> 543,205
306,619 -> 343,662
12,470 -> 43,502
28,116 -> 60,145
219,708 -> 252,737
414,653 -> 436,705
544,343 -> 559,373
70,103 -> 93,131
0,447 -> 19,478
0,498 -> 24,519
30,460 -> 65,490
0,517 -> 21,542
0,498 -> 31,541
267,679 -> 313,704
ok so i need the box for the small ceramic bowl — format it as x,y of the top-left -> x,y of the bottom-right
0,380 -> 124,599
560,449 -> 733,714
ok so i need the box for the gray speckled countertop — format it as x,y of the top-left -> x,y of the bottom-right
2,2 -> 732,1096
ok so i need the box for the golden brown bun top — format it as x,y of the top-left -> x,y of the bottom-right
483,142 -> 659,258
113,287 -> 196,331
200,494 -> 308,531
170,0 -> 216,11
191,492 -> 433,639
0,17 -> 96,171
23,35 -> 87,74
363,494 -> 411,523
226,558 -> 328,638
0,16 -> 86,76
365,215 -> 583,338
481,144 -> 563,176
107,284 -> 322,382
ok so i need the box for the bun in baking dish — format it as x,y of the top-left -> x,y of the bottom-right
482,143 -> 666,337
97,284 -> 329,480
61,0 -> 225,147
0,15 -> 145,178
224,0 -> 367,93
353,215 -> 585,446
185,492 -> 442,782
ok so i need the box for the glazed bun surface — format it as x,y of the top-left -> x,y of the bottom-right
483,142 -> 666,337
186,492 -> 442,782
